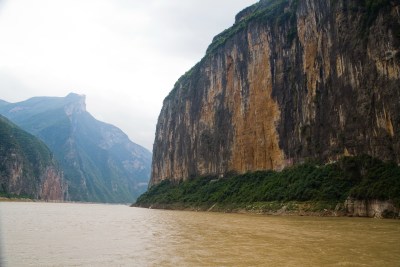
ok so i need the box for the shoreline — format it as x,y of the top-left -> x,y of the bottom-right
0,197 -> 35,202
3,197 -> 398,219
133,200 -> 400,219
0,197 -> 131,205
133,202 -> 346,217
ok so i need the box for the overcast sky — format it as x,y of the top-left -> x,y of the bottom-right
0,0 -> 258,151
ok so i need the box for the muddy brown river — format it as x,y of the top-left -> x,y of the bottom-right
1,202 -> 399,266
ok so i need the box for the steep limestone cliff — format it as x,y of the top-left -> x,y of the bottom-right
0,115 -> 65,200
151,0 -> 400,185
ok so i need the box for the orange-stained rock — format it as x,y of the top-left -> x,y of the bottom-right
150,0 -> 400,186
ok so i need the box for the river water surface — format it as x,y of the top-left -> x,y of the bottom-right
1,202 -> 399,266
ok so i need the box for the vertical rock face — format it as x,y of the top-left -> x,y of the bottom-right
344,197 -> 399,218
151,0 -> 400,185
40,167 -> 65,201
0,115 -> 65,200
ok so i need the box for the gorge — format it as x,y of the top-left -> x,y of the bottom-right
0,93 -> 151,203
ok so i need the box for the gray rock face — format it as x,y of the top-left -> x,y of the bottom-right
151,0 -> 400,185
344,197 -> 399,218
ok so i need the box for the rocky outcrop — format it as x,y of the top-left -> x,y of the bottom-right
39,167 -> 66,201
151,0 -> 400,185
0,115 -> 65,200
344,197 -> 399,218
64,93 -> 86,117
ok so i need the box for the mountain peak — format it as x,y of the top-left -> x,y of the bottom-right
66,92 -> 85,100
64,93 -> 86,115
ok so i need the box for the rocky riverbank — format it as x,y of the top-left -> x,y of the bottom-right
134,198 -> 400,219
0,196 -> 34,202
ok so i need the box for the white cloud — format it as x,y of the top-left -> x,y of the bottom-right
0,0 -> 258,151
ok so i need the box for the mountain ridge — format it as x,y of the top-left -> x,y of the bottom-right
0,93 -> 151,203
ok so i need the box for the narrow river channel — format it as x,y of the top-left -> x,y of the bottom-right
1,202 -> 399,266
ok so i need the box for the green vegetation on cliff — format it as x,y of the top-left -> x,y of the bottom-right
206,0 -> 394,56
206,0 -> 296,55
0,115 -> 58,199
136,156 -> 400,209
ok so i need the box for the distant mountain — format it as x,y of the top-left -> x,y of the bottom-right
0,115 -> 65,200
0,93 -> 152,203
0,99 -> 9,108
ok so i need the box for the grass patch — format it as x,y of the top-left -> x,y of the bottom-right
0,191 -> 33,200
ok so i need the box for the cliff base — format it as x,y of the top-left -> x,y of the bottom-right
135,155 -> 400,219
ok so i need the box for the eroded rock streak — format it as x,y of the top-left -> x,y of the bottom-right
151,0 -> 400,185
